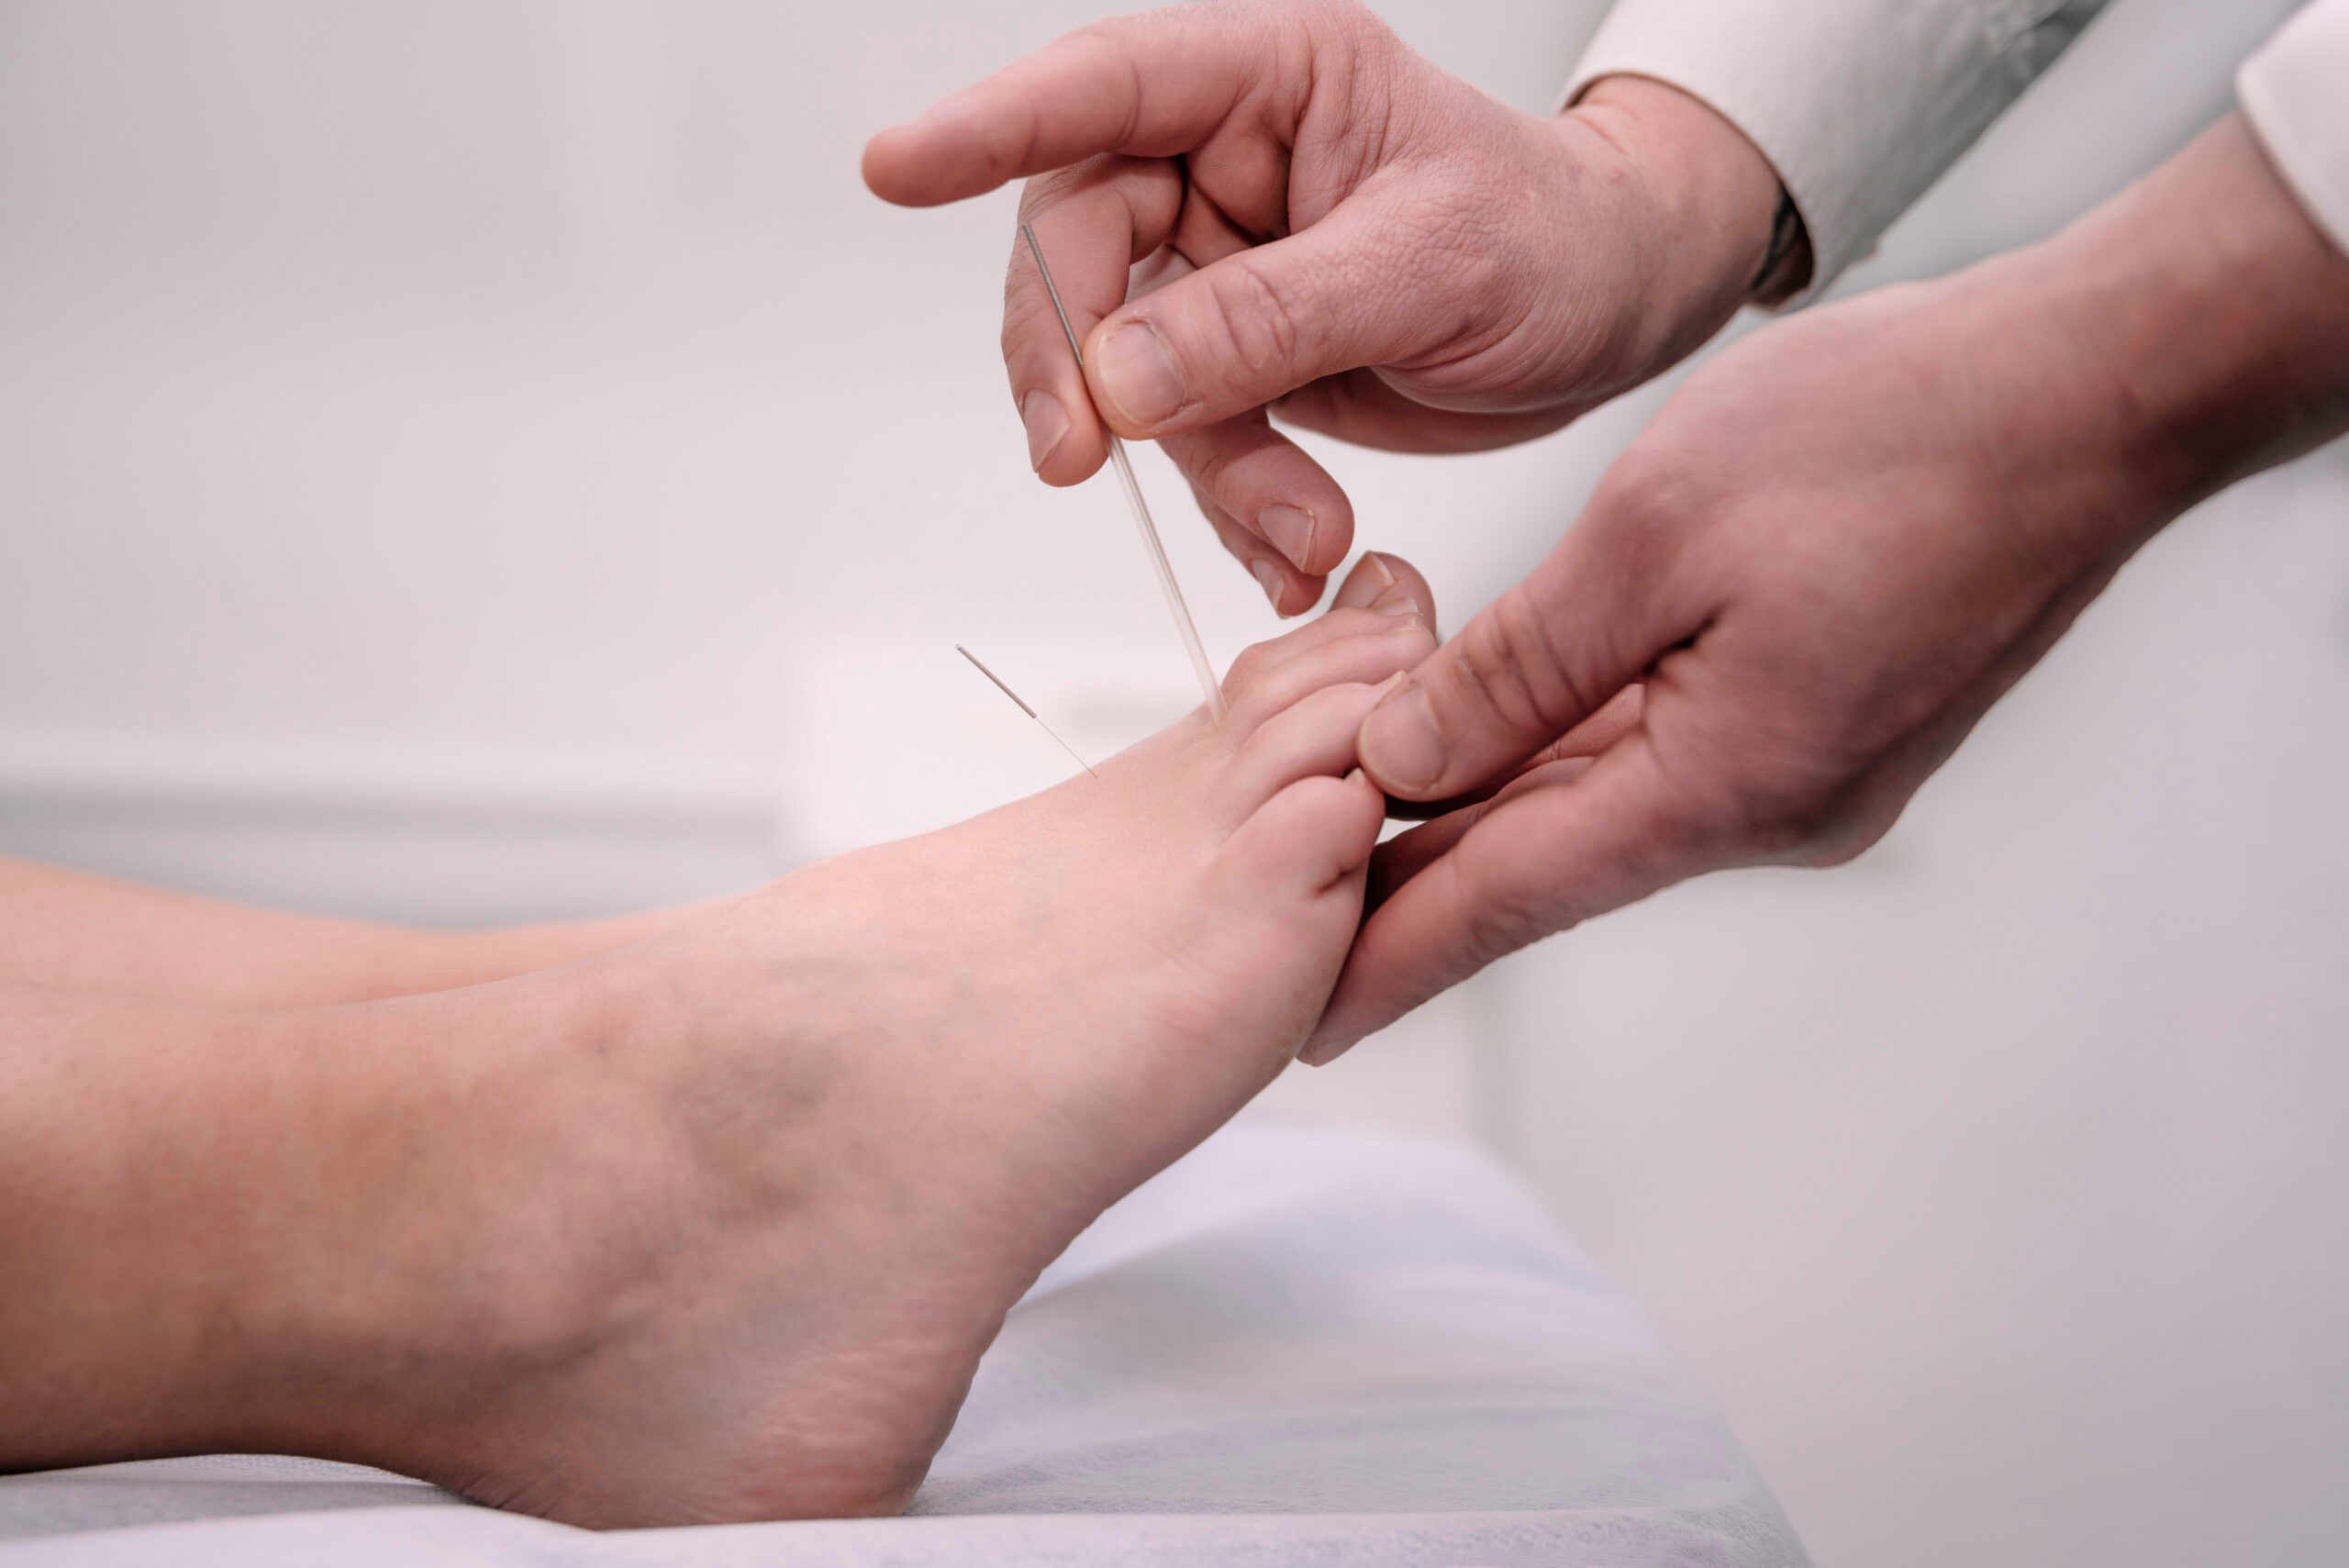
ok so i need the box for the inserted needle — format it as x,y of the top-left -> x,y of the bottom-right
957,644 -> 1097,779
1020,223 -> 1229,723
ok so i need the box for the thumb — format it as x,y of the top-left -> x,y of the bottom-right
1082,195 -> 1454,439
1302,728 -> 1705,1062
1356,527 -> 1698,802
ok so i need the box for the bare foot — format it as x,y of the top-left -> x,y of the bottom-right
247,556 -> 1439,1526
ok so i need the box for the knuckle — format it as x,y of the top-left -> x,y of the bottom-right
1800,834 -> 1875,870
1299,0 -> 1398,72
1788,789 -> 1901,868
1709,760 -> 1869,866
1170,429 -> 1247,498
1205,253 -> 1311,385
1223,639 -> 1276,688
1185,475 -> 1233,528
999,295 -> 1064,368
1448,594 -> 1588,742
1001,269 -> 1080,371
1748,791 -> 1843,859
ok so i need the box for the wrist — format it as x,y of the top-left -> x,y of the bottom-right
1564,74 -> 1799,360
1996,114 -> 2349,524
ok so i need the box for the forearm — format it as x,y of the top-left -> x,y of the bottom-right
0,854 -> 720,1008
2009,114 -> 2349,531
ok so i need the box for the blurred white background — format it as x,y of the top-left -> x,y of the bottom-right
2,0 -> 2343,1562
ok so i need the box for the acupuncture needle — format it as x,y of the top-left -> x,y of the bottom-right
957,644 -> 1098,779
1020,223 -> 1229,723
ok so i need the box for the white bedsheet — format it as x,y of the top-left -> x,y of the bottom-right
0,1118 -> 1808,1566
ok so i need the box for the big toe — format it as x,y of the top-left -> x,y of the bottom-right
1329,550 -> 1436,626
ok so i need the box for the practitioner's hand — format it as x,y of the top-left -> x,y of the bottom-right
862,0 -> 1795,613
1304,114 -> 2349,1059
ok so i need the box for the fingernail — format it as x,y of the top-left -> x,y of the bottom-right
1251,558 -> 1287,614
1257,505 -> 1316,569
1021,390 -> 1069,472
1297,1034 -> 1351,1067
1359,684 -> 1446,791
1094,322 -> 1185,428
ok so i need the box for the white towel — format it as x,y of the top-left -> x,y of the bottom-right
0,1118 -> 1806,1565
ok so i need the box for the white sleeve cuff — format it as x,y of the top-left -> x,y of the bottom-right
2238,0 -> 2349,261
1561,0 -> 2110,304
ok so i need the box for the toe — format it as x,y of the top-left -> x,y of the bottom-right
1329,551 -> 1436,627
1219,553 -> 1439,730
1219,680 -> 1396,825
1220,769 -> 1386,898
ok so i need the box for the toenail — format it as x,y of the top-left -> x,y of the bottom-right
1333,552 -> 1403,613
1251,558 -> 1287,613
1359,684 -> 1447,791
1257,505 -> 1316,569
1021,390 -> 1069,472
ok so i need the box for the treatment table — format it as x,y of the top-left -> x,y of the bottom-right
1,1118 -> 1808,1566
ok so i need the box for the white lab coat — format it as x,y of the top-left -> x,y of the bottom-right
1563,0 -> 2349,296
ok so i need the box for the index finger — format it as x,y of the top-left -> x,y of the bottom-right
1005,160 -> 1185,486
861,6 -> 1293,208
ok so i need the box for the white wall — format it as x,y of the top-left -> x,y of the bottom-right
4,2 -> 2345,1563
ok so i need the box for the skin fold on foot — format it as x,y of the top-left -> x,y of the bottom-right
0,554 -> 1436,1529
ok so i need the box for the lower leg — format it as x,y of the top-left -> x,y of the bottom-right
0,855 -> 723,1007
0,969 -> 671,1475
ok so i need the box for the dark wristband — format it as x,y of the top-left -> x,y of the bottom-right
1748,184 -> 1814,305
